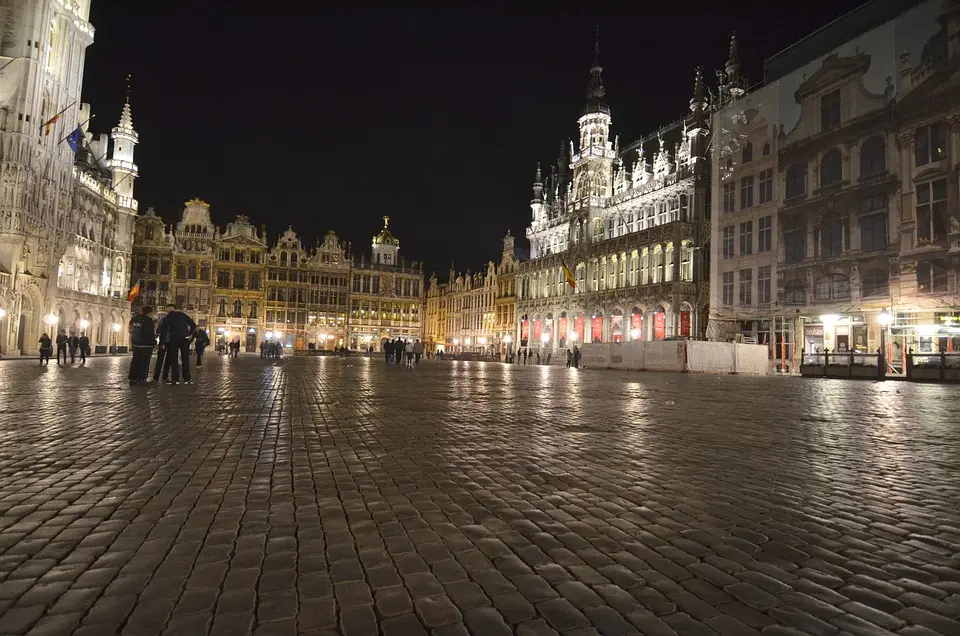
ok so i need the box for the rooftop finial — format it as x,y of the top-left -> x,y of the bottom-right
535,162 -> 542,183
125,73 -> 132,104
594,24 -> 600,67
725,32 -> 746,99
383,215 -> 390,228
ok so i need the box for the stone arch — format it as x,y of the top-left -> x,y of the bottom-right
610,308 -> 624,343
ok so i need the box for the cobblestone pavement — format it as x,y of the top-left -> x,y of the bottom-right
0,355 -> 959,635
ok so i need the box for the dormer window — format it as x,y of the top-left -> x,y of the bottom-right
820,90 -> 841,132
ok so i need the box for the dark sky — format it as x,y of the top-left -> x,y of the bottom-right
82,1 -> 866,278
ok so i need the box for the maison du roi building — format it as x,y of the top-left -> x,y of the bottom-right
0,1 -> 139,356
423,232 -> 519,356
132,207 -> 423,352
708,0 -> 960,373
515,39 -> 746,351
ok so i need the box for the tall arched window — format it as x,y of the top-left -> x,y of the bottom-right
820,213 -> 847,258
217,298 -> 227,317
786,165 -> 806,199
859,137 -> 885,177
249,302 -> 259,319
820,149 -> 842,187
232,300 -> 243,318
742,142 -> 753,164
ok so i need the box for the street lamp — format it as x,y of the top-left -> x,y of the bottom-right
112,322 -> 120,353
79,318 -> 89,332
478,337 -> 487,346
46,313 -> 57,328
504,334 -> 512,344
0,308 -> 6,320
630,328 -> 640,341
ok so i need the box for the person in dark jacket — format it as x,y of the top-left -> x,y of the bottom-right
153,311 -> 171,383
77,333 -> 90,366
55,329 -> 68,365
38,333 -> 52,365
68,333 -> 80,364
128,306 -> 156,385
195,329 -> 210,367
162,303 -> 196,384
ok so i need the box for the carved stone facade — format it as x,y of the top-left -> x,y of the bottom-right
0,1 -> 138,356
424,232 -> 518,356
710,0 -> 960,368
516,40 -> 731,352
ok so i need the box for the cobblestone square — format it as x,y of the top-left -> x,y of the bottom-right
0,355 -> 959,635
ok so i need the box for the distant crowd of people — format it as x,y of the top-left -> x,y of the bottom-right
382,338 -> 424,368
37,330 -> 91,366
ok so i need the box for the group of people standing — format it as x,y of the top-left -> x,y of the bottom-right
382,338 -> 424,367
259,340 -> 283,359
37,330 -> 91,366
128,304 -> 209,386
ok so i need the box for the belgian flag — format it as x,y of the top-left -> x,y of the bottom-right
560,258 -> 577,290
127,276 -> 142,303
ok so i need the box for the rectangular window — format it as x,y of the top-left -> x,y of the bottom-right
860,195 -> 887,252
758,216 -> 772,252
917,178 -> 948,245
917,259 -> 948,293
362,275 -> 371,293
739,221 -> 753,256
372,276 -> 381,294
915,122 -> 947,167
199,288 -> 210,311
353,274 -> 362,293
785,224 -> 805,264
722,226 -> 734,258
249,273 -> 260,291
758,266 -> 771,306
820,90 -> 841,132
739,269 -> 752,306
187,263 -> 197,280
740,176 -> 754,210
722,271 -> 734,306
758,168 -> 773,204
723,182 -> 736,214
216,271 -> 230,288
233,271 -> 245,289
160,258 -> 171,275
175,264 -> 186,280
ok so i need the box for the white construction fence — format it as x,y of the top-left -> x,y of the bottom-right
578,341 -> 769,376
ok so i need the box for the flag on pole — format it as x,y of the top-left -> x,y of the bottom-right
127,276 -> 142,303
65,126 -> 83,152
560,258 -> 577,290
41,113 -> 61,136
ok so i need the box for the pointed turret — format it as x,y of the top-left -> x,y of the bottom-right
108,74 -> 139,212
583,26 -> 610,116
532,163 -> 543,201
724,32 -> 746,101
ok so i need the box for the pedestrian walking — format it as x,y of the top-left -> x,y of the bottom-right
523,348 -> 528,365
128,306 -> 156,385
413,339 -> 423,365
161,303 -> 197,384
195,329 -> 210,367
38,333 -> 52,365
404,339 -> 414,368
78,332 -> 90,366
55,330 -> 68,365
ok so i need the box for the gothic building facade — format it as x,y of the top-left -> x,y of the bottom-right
515,41 -> 735,351
0,1 -> 138,355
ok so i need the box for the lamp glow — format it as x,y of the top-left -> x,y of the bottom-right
630,328 -> 640,340
504,334 -> 512,344
113,323 -> 120,332
46,313 -> 57,326
80,319 -> 89,330
820,314 -> 840,326
0,308 -> 6,320
541,333 -> 550,344
465,338 -> 471,345
878,312 -> 892,326
478,337 -> 487,345
453,338 -> 459,345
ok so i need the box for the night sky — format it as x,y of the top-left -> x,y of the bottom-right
82,1 -> 866,278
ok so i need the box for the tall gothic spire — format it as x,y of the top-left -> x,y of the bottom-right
532,163 -> 544,201
583,26 -> 610,116
725,32 -> 746,99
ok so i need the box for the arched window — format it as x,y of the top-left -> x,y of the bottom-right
217,298 -> 227,317
820,213 -> 847,258
785,280 -> 805,305
762,142 -> 771,156
786,165 -> 806,199
859,137 -> 885,177
232,300 -> 243,318
290,252 -> 298,265
279,251 -> 287,264
814,274 -> 851,301
679,194 -> 689,221
742,142 -> 753,164
249,302 -> 259,319
820,149 -> 842,187
861,270 -> 888,298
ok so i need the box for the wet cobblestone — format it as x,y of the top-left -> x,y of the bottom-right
0,355 -> 959,634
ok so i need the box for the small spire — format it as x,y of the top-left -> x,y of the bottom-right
383,215 -> 390,229
125,73 -> 132,104
535,162 -> 542,184
532,163 -> 544,201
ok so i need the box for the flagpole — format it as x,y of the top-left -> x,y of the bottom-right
39,100 -> 76,133
59,115 -> 95,145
